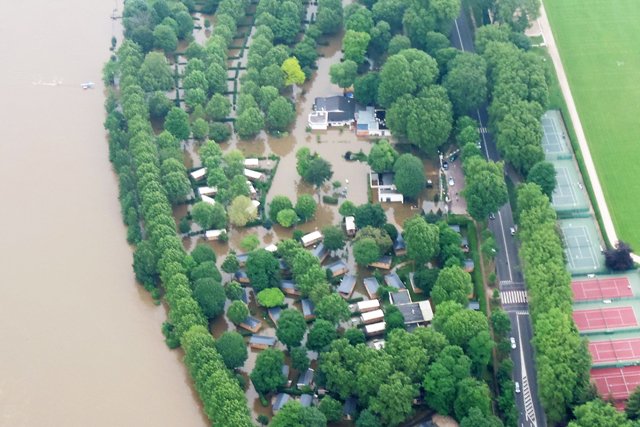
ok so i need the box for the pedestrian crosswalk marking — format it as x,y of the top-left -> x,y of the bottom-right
501,290 -> 528,304
522,375 -> 537,425
478,127 -> 488,134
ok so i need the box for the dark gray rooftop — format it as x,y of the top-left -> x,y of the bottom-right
241,316 -> 261,329
249,335 -> 276,346
390,289 -> 412,305
337,274 -> 357,295
384,272 -> 405,289
314,96 -> 355,123
268,306 -> 282,322
363,277 -> 380,296
301,299 -> 315,317
297,368 -> 315,387
327,260 -> 348,274
272,393 -> 290,412
299,394 -> 313,407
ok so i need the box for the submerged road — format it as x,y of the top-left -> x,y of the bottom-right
451,10 -> 546,427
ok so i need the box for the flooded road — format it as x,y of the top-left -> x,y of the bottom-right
0,1 -> 207,426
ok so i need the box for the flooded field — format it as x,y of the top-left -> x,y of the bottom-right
0,1 -> 208,426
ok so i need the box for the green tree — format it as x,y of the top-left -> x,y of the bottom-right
316,0 -> 343,35
412,268 -> 440,296
191,243 -> 216,264
307,319 -> 338,352
271,401 -> 327,427
269,195 -> 294,223
460,407 -> 504,427
148,91 -> 173,119
454,377 -> 492,420
467,330 -> 495,377
378,55 -> 416,107
356,409 -> 382,427
174,10 -> 194,39
277,308 -> 307,348
281,57 -> 306,87
235,107 -> 264,139
393,153 -> 425,198
191,118 -> 209,140
462,157 -> 508,221
139,51 -> 174,92
387,34 -> 411,54
295,194 -> 317,222
423,345 -> 472,415
164,107 -> 190,140
343,30 -> 371,64
240,234 -> 260,252
322,225 -> 345,252
329,60 -> 358,89
191,201 -> 227,230
227,300 -> 249,324
368,139 -> 398,172
206,63 -> 227,95
315,294 -> 350,324
370,372 -> 417,426
215,331 -> 248,370
193,278 -> 226,320
267,97 -> 295,132
303,157 -> 333,188
222,253 -> 240,274
433,301 -> 489,350
228,195 -> 257,227
257,288 -> 285,308
153,24 -> 178,53
491,309 -> 512,338
526,161 -> 557,199
344,328 -> 366,346
319,396 -> 343,422
251,348 -> 286,394
206,93 -> 231,121
628,386 -> 640,420
339,200 -> 356,217
354,72 -> 380,106
277,208 -> 299,227
246,249 -> 280,293
290,346 -> 310,372
225,282 -> 244,301
354,203 -> 386,228
569,399 -> 632,427
432,266 -> 473,307
368,21 -> 392,56
384,305 -> 405,332
495,101 -> 544,176
133,240 -> 158,286
353,237 -> 381,266
161,158 -> 191,203
443,53 -> 488,115
403,215 -> 439,265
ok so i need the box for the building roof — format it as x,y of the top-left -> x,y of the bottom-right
464,258 -> 475,272
299,394 -> 313,407
343,397 -> 358,416
384,272 -> 405,289
272,393 -> 291,412
279,259 -> 289,271
205,229 -> 225,240
265,244 -> 278,252
249,335 -> 276,346
241,316 -> 261,329
301,299 -> 315,317
361,309 -> 385,323
190,167 -> 207,180
234,270 -> 248,281
282,364 -> 290,378
301,231 -> 323,246
396,301 -> 434,325
394,233 -> 406,251
327,260 -> 348,275
356,299 -> 381,312
449,224 -> 461,234
337,274 -> 357,295
201,194 -> 216,205
364,321 -> 386,335
313,96 -> 355,123
198,186 -> 217,196
370,255 -> 392,268
390,289 -> 412,305
244,158 -> 260,168
345,216 -> 356,231
268,306 -> 282,322
311,242 -> 328,260
281,280 -> 299,292
236,253 -> 249,264
297,368 -> 315,387
468,301 -> 481,311
244,168 -> 265,181
363,277 -> 380,296
356,106 -> 388,133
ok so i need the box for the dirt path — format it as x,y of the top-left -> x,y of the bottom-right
536,3 -> 636,259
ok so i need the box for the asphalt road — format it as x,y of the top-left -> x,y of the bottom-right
450,11 -> 546,427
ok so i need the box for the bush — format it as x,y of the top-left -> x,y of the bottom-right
257,288 -> 285,308
322,195 -> 339,204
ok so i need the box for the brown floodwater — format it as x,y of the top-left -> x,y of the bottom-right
0,1 -> 207,426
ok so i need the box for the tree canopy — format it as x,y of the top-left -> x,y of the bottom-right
393,153 -> 425,198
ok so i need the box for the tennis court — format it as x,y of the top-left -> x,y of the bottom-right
573,307 -> 637,331
591,366 -> 640,401
572,277 -> 633,301
590,338 -> 640,364
550,160 -> 590,212
541,110 -> 571,157
559,219 -> 605,274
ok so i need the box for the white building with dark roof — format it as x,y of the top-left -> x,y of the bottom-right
308,96 -> 356,130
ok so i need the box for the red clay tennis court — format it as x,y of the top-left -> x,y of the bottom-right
572,277 -> 632,301
590,338 -> 640,364
591,366 -> 640,401
573,307 -> 637,331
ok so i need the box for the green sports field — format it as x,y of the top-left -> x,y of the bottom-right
544,0 -> 640,250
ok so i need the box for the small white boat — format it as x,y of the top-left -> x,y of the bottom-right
81,82 -> 95,89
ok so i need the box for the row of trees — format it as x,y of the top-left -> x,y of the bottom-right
106,36 -> 252,426
268,194 -> 317,227
517,183 -> 592,424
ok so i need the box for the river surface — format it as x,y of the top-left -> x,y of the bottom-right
0,1 -> 208,426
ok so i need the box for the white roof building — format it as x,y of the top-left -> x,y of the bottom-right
205,229 -> 226,241
201,194 -> 216,205
244,168 -> 266,182
198,186 -> 218,197
360,309 -> 385,324
190,167 -> 207,181
355,299 -> 381,313
301,230 -> 323,247
244,158 -> 260,168
364,321 -> 386,336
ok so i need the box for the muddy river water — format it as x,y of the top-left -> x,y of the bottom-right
0,1 -> 207,426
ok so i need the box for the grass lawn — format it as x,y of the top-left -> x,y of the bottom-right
544,0 -> 640,250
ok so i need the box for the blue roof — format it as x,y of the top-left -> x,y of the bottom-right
343,397 -> 357,415
300,394 -> 313,407
273,393 -> 290,411
249,335 -> 276,346
394,234 -> 406,251
236,253 -> 249,263
297,368 -> 314,387
281,280 -> 298,290
384,272 -> 405,289
268,306 -> 282,322
234,270 -> 248,280
311,243 -> 328,259
337,274 -> 357,294
363,277 -> 380,296
241,316 -> 261,328
327,260 -> 348,274
301,299 -> 315,317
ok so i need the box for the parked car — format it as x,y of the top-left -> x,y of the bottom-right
510,227 -> 516,236
489,213 -> 496,220
443,161 -> 449,170
515,382 -> 521,394
448,177 -> 455,186
510,337 -> 517,349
